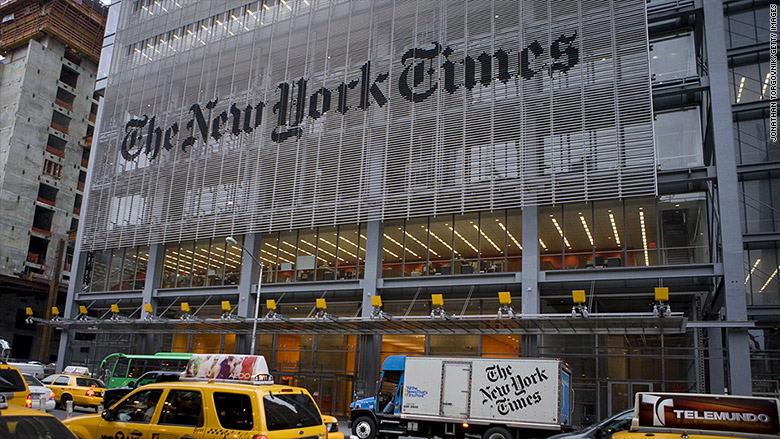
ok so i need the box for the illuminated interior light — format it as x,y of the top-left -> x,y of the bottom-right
539,239 -> 547,250
608,211 -> 621,246
383,248 -> 400,258
261,248 -> 293,264
760,266 -> 779,292
384,234 -> 419,257
320,237 -> 357,258
263,3 -> 269,9
736,76 -> 746,103
745,258 -> 761,284
497,221 -> 521,250
549,215 -> 571,249
578,213 -> 594,246
472,224 -> 501,252
247,8 -> 254,15
267,243 -> 297,259
762,72 -> 771,98
639,208 -> 649,266
231,14 -> 237,20
448,226 -> 478,253
405,231 -> 439,257
424,228 -> 457,254
300,239 -> 345,262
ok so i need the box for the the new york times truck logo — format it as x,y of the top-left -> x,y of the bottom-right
120,32 -> 578,162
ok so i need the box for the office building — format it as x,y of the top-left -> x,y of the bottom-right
0,0 -> 106,361
57,0 -> 776,420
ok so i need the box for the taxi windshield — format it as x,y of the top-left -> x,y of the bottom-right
0,416 -> 77,439
0,369 -> 26,392
263,393 -> 321,430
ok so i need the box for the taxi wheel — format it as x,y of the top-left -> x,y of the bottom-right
353,416 -> 377,439
60,394 -> 72,409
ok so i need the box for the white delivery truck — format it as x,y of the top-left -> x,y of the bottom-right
349,355 -> 573,439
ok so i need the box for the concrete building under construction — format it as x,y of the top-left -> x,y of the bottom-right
0,0 -> 106,362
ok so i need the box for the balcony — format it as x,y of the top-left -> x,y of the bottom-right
36,196 -> 56,207
68,231 -> 77,241
77,181 -> 85,192
73,206 -> 81,215
81,158 -> 89,168
50,121 -> 69,135
46,145 -> 66,158
88,113 -> 96,123
31,226 -> 52,237
27,252 -> 40,264
55,97 -> 74,112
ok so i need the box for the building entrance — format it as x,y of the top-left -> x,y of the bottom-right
280,373 -> 354,417
607,381 -> 652,415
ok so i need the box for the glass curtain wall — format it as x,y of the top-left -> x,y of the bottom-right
540,195 -> 709,270
161,236 -> 242,288
88,246 -> 149,292
262,224 -> 365,283
381,210 -> 522,277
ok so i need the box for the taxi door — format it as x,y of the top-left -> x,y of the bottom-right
98,388 -> 164,439
151,388 -> 205,439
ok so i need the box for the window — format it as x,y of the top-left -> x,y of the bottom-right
654,108 -> 703,170
734,108 -> 778,165
0,369 -> 26,392
725,3 -> 771,49
0,415 -> 77,439
76,378 -> 104,388
263,393 -> 321,430
650,32 -> 697,83
40,376 -> 55,385
159,390 -> 203,427
53,376 -> 70,386
114,389 -> 163,423
214,392 -> 253,430
730,53 -> 771,105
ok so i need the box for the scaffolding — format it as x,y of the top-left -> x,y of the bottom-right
0,0 -> 107,63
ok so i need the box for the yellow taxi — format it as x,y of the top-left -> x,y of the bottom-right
41,368 -> 105,412
323,414 -> 344,439
0,363 -> 30,408
63,354 -> 331,439
0,393 -> 77,438
613,392 -> 780,439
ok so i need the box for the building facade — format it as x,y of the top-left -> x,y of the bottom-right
57,0 -> 776,422
0,0 -> 106,361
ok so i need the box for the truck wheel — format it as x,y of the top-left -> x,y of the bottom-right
353,416 -> 377,439
483,426 -> 513,439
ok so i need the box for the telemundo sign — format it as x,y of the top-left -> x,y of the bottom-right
120,35 -> 579,160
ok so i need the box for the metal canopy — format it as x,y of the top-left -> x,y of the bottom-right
40,312 -> 689,335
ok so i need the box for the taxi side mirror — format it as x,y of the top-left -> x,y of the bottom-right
128,380 -> 137,389
101,410 -> 112,421
594,426 -> 604,439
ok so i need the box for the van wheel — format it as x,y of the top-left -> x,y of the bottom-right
483,426 -> 513,439
353,416 -> 377,439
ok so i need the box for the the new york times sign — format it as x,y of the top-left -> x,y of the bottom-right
120,37 -> 578,161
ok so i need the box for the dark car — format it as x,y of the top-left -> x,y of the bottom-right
102,370 -> 181,408
548,409 -> 634,439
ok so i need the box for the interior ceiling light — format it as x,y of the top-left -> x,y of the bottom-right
608,211 -> 621,246
549,215 -> 571,249
405,231 -> 439,257
424,228 -> 459,255
266,243 -> 297,259
384,234 -> 419,258
472,224 -> 501,252
762,72 -> 770,98
300,239 -> 345,262
745,258 -> 761,285
497,221 -> 522,250
639,208 -> 649,266
578,213 -> 594,246
260,248 -> 292,264
321,237 -> 357,259
736,76 -> 746,103
448,226 -> 478,253
760,265 -> 778,292
539,239 -> 548,250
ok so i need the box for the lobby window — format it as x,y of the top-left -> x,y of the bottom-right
734,108 -> 779,165
658,193 -> 710,265
650,31 -> 697,83
88,250 -> 110,292
381,211 -> 519,277
654,107 -> 704,170
729,52 -> 771,105
725,2 -> 771,49
744,243 -> 780,306
739,171 -> 780,234
161,237 -> 242,289
263,225 -> 365,283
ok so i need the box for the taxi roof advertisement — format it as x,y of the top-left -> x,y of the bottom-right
636,393 -> 780,435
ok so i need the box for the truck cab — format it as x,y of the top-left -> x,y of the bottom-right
349,356 -> 406,439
